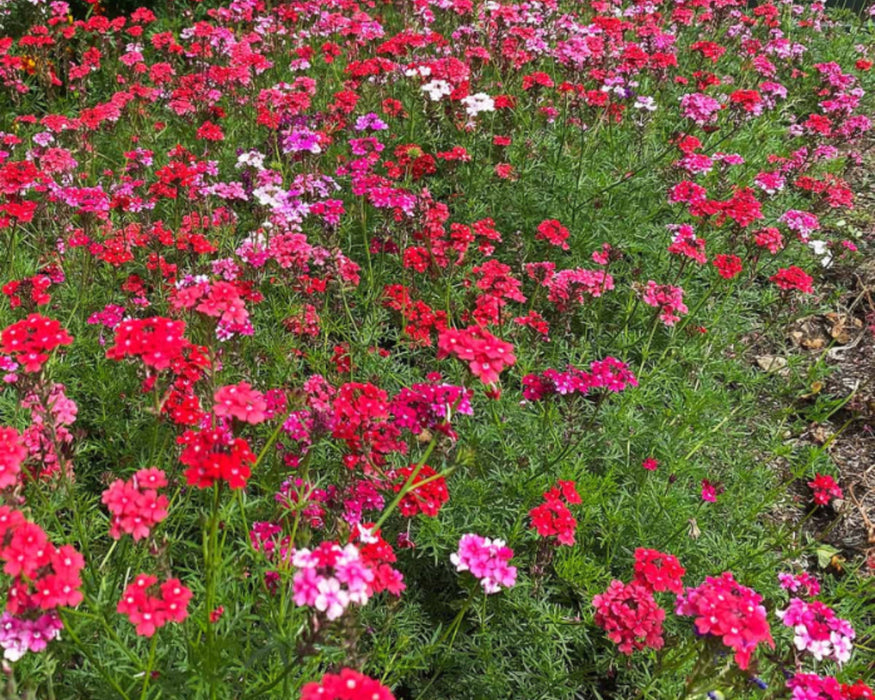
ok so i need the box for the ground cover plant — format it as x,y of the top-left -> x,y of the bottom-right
0,0 -> 873,697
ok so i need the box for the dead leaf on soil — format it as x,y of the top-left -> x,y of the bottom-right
756,355 -> 788,373
789,316 -> 829,349
809,424 -> 831,446
825,312 -> 863,345
800,381 -> 824,400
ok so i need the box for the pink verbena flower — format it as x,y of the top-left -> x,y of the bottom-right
213,382 -> 268,424
776,598 -> 854,666
676,572 -> 774,670
778,572 -> 820,598
451,534 -> 517,594
642,282 -> 688,326
291,542 -> 375,620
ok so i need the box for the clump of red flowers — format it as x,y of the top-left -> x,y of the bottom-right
437,325 -> 516,386
101,467 -> 169,541
300,668 -> 394,700
392,464 -> 449,517
675,572 -> 774,669
1,314 -> 73,373
771,266 -> 814,294
178,426 -> 256,489
106,317 -> 188,371
529,480 -> 581,546
713,254 -> 743,280
633,548 -> 686,594
808,473 -> 843,505
0,427 -> 27,488
535,219 -> 570,250
117,574 -> 192,637
592,580 -> 666,654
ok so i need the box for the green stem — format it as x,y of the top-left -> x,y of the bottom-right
372,438 -> 438,531
139,634 -> 159,700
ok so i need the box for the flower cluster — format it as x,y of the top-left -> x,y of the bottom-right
101,468 -> 169,541
675,572 -> 774,669
117,574 -> 192,637
776,598 -> 855,665
633,548 -> 686,594
300,668 -> 395,700
0,426 -> 27,489
392,464 -> 449,518
437,326 -> 516,386
106,317 -> 188,371
292,542 -> 374,620
642,282 -> 688,326
808,474 -> 843,505
451,534 -> 517,594
778,572 -> 821,598
535,219 -> 570,250
389,378 -> 473,441
19,383 -> 78,480
522,357 -> 637,401
592,580 -> 665,654
1,315 -> 73,373
0,612 -> 64,662
178,426 -> 256,490
529,481 -> 581,546
771,266 -> 814,294
787,673 -> 874,700
169,277 -> 254,339
0,507 -> 84,660
213,382 -> 268,424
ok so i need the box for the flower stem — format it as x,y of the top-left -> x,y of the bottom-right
140,634 -> 159,700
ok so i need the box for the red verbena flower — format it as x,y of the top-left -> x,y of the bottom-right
536,219 -> 570,250
713,254 -> 743,279
808,473 -> 842,505
392,464 -> 449,517
437,326 -> 516,386
633,548 -> 686,594
771,266 -> 814,294
106,317 -> 188,370
592,580 -> 665,654
300,668 -> 395,700
178,427 -> 256,489
117,574 -> 191,637
1,315 -> 73,373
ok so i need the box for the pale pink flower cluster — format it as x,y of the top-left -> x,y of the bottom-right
0,612 -> 64,662
680,92 -> 722,125
779,209 -> 820,242
20,384 -> 77,479
776,598 -> 855,666
292,542 -> 374,620
451,534 -> 517,594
